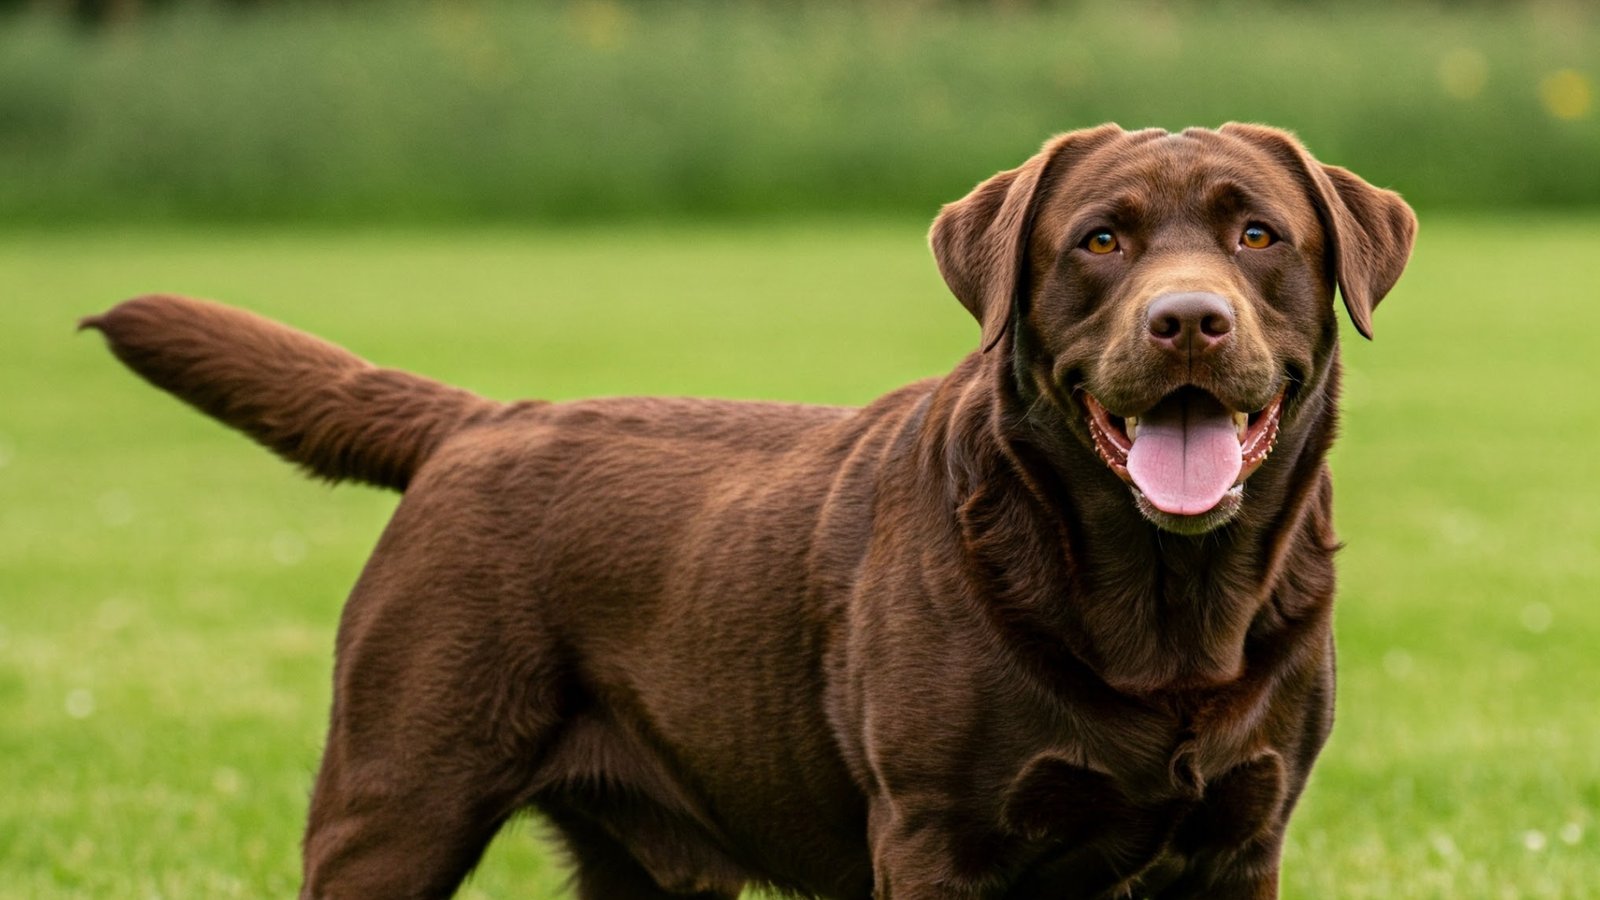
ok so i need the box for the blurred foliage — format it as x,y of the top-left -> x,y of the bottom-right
0,0 -> 1595,223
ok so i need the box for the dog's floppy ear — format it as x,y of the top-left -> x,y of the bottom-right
930,125 -> 1123,351
1222,122 -> 1417,339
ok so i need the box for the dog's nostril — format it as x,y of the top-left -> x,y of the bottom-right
1151,315 -> 1182,339
1200,313 -> 1232,338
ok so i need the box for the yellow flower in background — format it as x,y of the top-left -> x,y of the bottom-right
1540,69 -> 1592,120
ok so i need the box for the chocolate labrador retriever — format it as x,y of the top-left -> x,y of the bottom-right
84,123 -> 1414,899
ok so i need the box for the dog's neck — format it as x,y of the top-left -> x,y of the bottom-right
931,348 -> 1343,697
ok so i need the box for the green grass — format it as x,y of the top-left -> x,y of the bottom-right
0,1 -> 1596,223
3,217 -> 1598,897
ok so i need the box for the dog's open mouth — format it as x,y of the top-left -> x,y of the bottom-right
1082,386 -> 1284,524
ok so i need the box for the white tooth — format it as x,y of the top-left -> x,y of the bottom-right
1126,416 -> 1138,441
1232,411 -> 1248,439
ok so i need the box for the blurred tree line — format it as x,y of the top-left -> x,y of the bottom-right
4,0 -> 264,26
0,1 -> 1593,223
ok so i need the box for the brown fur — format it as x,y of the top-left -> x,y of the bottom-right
83,123 -> 1415,899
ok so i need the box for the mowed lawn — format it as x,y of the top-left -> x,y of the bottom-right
2,218 -> 1597,898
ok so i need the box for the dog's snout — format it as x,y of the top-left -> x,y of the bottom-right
1146,292 -> 1235,357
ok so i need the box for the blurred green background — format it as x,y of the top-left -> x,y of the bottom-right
0,0 -> 1596,222
2,1 -> 1597,898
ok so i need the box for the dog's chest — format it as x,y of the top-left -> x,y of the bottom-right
996,694 -> 1287,896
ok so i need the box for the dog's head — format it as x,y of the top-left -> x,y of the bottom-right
931,123 -> 1415,535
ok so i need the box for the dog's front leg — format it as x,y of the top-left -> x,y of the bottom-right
1153,752 -> 1289,899
1151,837 -> 1283,900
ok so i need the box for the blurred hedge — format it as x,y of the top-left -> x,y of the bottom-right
0,1 -> 1594,224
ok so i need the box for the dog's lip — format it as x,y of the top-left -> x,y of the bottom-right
1081,391 -> 1134,481
1079,387 -> 1286,490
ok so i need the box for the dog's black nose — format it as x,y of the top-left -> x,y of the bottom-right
1146,292 -> 1234,356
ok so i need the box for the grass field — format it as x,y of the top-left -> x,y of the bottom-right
3,217 -> 1598,898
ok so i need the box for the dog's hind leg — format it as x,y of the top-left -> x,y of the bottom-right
297,636 -> 555,899
299,750 -> 526,899
296,536 -> 562,896
297,626 -> 561,899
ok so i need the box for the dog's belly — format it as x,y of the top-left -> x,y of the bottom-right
532,703 -> 873,897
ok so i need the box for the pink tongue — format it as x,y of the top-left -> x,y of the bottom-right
1126,391 -> 1243,516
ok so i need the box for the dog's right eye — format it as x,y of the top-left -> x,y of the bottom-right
1240,223 -> 1277,250
1083,230 -> 1119,254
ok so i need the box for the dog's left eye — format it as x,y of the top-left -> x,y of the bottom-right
1083,230 -> 1119,254
1240,224 -> 1276,250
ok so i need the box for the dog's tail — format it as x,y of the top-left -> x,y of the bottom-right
80,294 -> 505,492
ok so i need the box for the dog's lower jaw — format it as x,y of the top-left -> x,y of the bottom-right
1134,484 -> 1244,535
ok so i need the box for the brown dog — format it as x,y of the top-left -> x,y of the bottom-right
84,123 -> 1414,899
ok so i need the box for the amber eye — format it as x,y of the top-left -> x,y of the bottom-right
1084,230 -> 1119,254
1240,224 -> 1275,250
